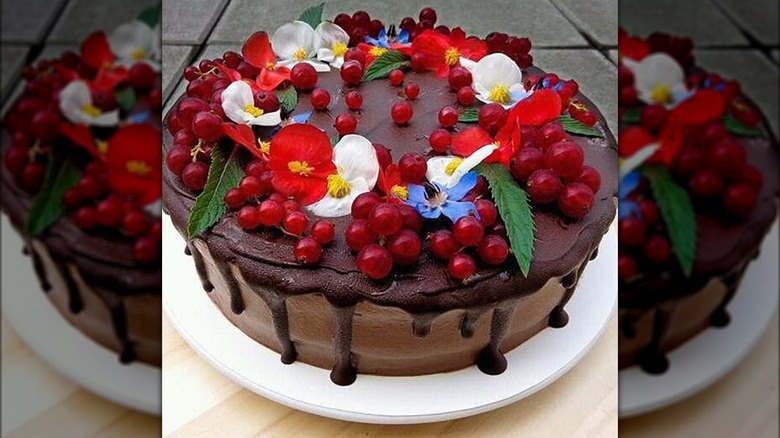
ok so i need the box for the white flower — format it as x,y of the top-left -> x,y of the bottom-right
314,22 -> 350,68
271,21 -> 331,72
221,81 -> 282,126
619,143 -> 659,179
307,135 -> 380,217
59,80 -> 119,126
108,20 -> 161,71
471,53 -> 530,109
624,53 -> 692,108
426,144 -> 496,188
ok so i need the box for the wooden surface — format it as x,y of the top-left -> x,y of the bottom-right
162,310 -> 619,437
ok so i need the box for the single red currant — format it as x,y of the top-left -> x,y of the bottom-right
357,244 -> 394,279
389,69 -> 404,86
239,175 -> 263,198
438,106 -> 458,128
62,188 -> 82,209
723,183 -> 757,218
254,91 -> 281,113
447,66 -> 472,91
340,60 -> 364,85
311,220 -> 335,244
182,162 -> 209,191
283,211 -> 309,235
740,165 -> 763,192
387,229 -> 422,265
457,87 -> 476,106
398,204 -> 424,232
373,143 -> 392,169
258,200 -> 285,227
618,254 -> 637,280
640,104 -> 667,131
644,235 -> 671,264
477,234 -> 510,265
539,123 -> 567,149
690,169 -> 724,199
429,229 -> 461,259
448,253 -> 476,281
637,199 -> 660,226
576,165 -> 601,193
428,128 -> 452,153
346,90 -> 363,110
557,182 -> 594,219
224,188 -> 245,209
343,48 -> 366,67
526,169 -> 563,204
618,216 -> 646,247
134,237 -> 160,263
282,199 -> 300,213
404,83 -> 420,100
369,203 -> 403,236
96,198 -> 123,227
351,192 -> 382,219
391,101 -> 414,125
545,141 -> 585,180
310,88 -> 331,110
509,147 -> 544,182
294,237 -> 323,264
238,205 -> 261,229
122,211 -> 149,236
673,147 -> 706,178
74,206 -> 97,230
709,139 -> 747,180
478,103 -> 507,133
334,113 -> 358,135
19,162 -> 45,192
290,63 -> 318,91
398,153 -> 427,183
345,219 -> 377,251
128,63 -> 156,90
475,199 -> 498,227
452,216 -> 484,246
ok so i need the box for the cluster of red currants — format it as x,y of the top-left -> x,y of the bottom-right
618,196 -> 669,281
397,8 -> 443,42
484,31 -> 533,69
333,10 -> 386,47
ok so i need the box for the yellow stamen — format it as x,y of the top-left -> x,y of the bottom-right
488,84 -> 511,104
96,140 -> 109,155
444,47 -> 460,66
244,104 -> 264,117
570,100 -> 588,112
445,157 -> 463,175
369,46 -> 388,57
326,173 -> 351,198
126,160 -> 151,176
293,47 -> 308,60
132,48 -> 146,60
258,140 -> 271,154
81,103 -> 102,118
651,84 -> 673,104
288,160 -> 314,176
332,41 -> 348,57
265,62 -> 276,71
391,185 -> 408,200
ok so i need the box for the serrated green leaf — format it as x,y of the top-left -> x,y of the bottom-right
620,107 -> 641,124
187,145 -> 244,238
137,4 -> 161,28
723,114 -> 762,137
642,165 -> 696,276
115,86 -> 136,112
276,87 -> 298,114
298,3 -> 324,29
476,163 -> 534,276
330,135 -> 340,146
25,153 -> 81,236
559,113 -> 604,138
362,50 -> 408,81
459,108 -> 479,123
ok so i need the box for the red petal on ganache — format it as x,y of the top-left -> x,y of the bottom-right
222,123 -> 263,159
411,30 -> 450,75
81,32 -> 115,70
272,174 -> 329,205
59,122 -> 99,157
618,35 -> 650,61
242,31 -> 277,70
618,126 -> 656,158
673,89 -> 725,125
257,66 -> 290,91
452,126 -> 494,157
93,66 -> 129,91
513,90 -> 562,126
267,123 -> 333,168
105,125 -> 162,205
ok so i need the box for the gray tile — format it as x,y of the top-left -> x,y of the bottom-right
162,45 -> 195,101
695,50 -> 779,136
209,0 -> 588,47
163,44 -> 235,115
713,0 -> 779,46
162,0 -> 229,44
2,44 -> 76,116
550,0 -> 618,47
619,0 -> 749,47
532,49 -> 618,135
608,49 -> 619,65
772,50 -> 779,64
48,0 -> 159,44
1,0 -> 67,44
1,45 -> 30,100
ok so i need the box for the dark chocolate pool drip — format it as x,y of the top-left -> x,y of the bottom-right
255,291 -> 296,364
549,249 -> 593,328
29,245 -> 51,292
214,260 -> 244,314
637,307 -> 671,374
476,301 -> 517,375
411,312 -> 438,337
22,245 -> 29,255
109,299 -> 136,363
711,261 -> 749,327
621,309 -> 643,339
188,243 -> 214,292
460,308 -> 488,338
330,305 -> 357,386
59,264 -> 83,314
184,245 -> 192,256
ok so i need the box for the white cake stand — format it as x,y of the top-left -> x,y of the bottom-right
163,217 -> 617,424
619,220 -> 779,418
1,215 -> 161,416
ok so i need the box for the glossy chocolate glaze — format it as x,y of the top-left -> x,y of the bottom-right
164,66 -> 617,384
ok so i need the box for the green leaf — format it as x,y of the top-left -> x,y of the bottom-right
298,3 -> 325,29
642,165 -> 697,276
559,113 -> 604,138
362,50 -> 408,81
24,154 -> 81,236
115,86 -> 136,112
620,107 -> 641,124
458,108 -> 479,123
137,4 -> 161,28
187,145 -> 244,238
276,87 -> 298,114
476,163 -> 534,276
723,114 -> 762,137
330,135 -> 340,146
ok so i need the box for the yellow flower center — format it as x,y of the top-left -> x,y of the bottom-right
651,84 -> 673,104
265,62 -> 276,71
258,140 -> 271,154
332,41 -> 348,57
96,139 -> 109,155
570,101 -> 588,112
326,173 -> 351,198
489,84 -> 511,104
132,48 -> 146,60
391,185 -> 408,200
126,160 -> 151,176
444,47 -> 460,66
293,47 -> 308,60
369,46 -> 388,57
244,104 -> 264,117
445,157 -> 463,175
288,160 -> 314,176
81,103 -> 102,118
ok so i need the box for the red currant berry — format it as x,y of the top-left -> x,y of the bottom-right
398,204 -> 424,232
429,229 -> 461,259
619,86 -> 639,105
340,60 -> 364,85
453,216 -> 484,246
539,123 -> 567,149
558,182 -> 594,219
77,175 -> 102,199
282,199 -> 300,213
644,235 -> 671,264
477,234 -> 510,265
576,165 -> 601,193
283,211 -> 309,235
183,66 -> 200,82
62,188 -> 82,209
344,48 -> 366,67
478,103 -> 507,133
258,200 -> 285,226
709,139 -> 746,180
457,87 -> 476,106
254,91 -> 281,113
526,169 -> 563,204
294,237 -> 323,265
31,110 -> 60,142
545,141 -> 584,179
438,106 -> 458,128
740,165 -> 763,192
723,183 -> 757,218
410,52 -> 427,72
391,101 -> 414,125
191,112 -> 223,142
122,211 -> 149,236
310,88 -> 331,110
74,206 -> 97,230
475,200 -> 498,227
258,170 -> 274,194
398,153 -> 427,183
637,199 -> 660,226
373,143 -> 392,169
419,7 -> 437,23
618,254 -> 637,280
447,66 -> 472,91
619,217 -> 646,247
223,50 -> 242,68
96,198 -> 123,227
345,219 -> 377,251
404,83 -> 420,100
238,205 -> 261,229
311,220 -> 335,244
4,145 -> 28,174
351,192 -> 382,219
238,175 -> 263,198
509,147 -> 544,182
369,203 -> 403,236
428,128 -> 452,153
290,63 -> 318,91
245,160 -> 267,178
387,229 -> 422,265
182,161 -> 209,191
448,253 -> 476,281
357,244 -> 393,279
389,69 -> 404,86
19,162 -> 45,192
134,237 -> 160,263
128,63 -> 156,90
640,104 -> 667,131
334,113 -> 358,135
346,90 -> 363,110
674,147 -> 706,178
690,169 -> 724,199
224,188 -> 245,209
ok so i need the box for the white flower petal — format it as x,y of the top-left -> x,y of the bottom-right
91,110 -> 120,126
426,156 -> 459,187
619,143 -> 659,179
306,178 -> 370,217
314,21 -> 349,52
472,53 -> 523,96
632,53 -> 685,104
109,20 -> 154,60
59,81 -> 92,124
447,144 -> 496,188
303,59 -> 331,72
330,57 -> 344,69
221,81 -> 254,124
317,48 -> 336,63
271,21 -> 315,60
332,135 -> 379,188
459,57 -> 477,73
247,109 -> 282,126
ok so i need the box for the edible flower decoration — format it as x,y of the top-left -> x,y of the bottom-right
358,27 -> 413,65
410,28 -> 487,77
469,53 -> 530,108
267,124 -> 336,204
271,21 -> 347,72
242,31 -> 292,91
377,163 -> 408,204
405,171 -> 480,221
313,21 -> 351,68
80,20 -> 161,71
653,89 -> 725,166
59,80 -> 120,127
221,81 -> 282,126
623,53 -> 692,108
105,124 -> 162,205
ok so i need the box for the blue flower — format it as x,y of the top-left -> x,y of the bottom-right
618,170 -> 641,220
364,28 -> 411,48
405,171 -> 480,222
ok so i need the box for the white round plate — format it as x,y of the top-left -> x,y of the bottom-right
163,217 -> 617,424
1,215 -> 161,416
619,219 -> 779,418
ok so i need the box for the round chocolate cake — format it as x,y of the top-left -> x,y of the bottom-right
164,6 -> 617,385
1,12 -> 163,366
617,30 -> 779,373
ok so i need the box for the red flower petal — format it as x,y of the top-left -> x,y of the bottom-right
257,66 -> 290,91
242,31 -> 277,70
81,32 -> 114,70
673,89 -> 724,125
389,43 -> 413,57
618,35 -> 650,61
411,30 -> 450,76
93,66 -> 129,91
618,126 -> 656,158
59,122 -> 98,157
268,123 -> 333,167
456,37 -> 488,62
452,126 -> 494,157
105,125 -> 162,204
271,172 -> 329,205
222,123 -> 263,159
215,63 -> 242,82
512,89 -> 563,126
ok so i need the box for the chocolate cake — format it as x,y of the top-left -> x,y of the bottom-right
164,6 -> 617,385
617,30 -> 779,373
1,11 -> 163,366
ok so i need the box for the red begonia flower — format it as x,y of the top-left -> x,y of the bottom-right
411,28 -> 487,77
266,124 -> 335,205
105,124 -> 162,205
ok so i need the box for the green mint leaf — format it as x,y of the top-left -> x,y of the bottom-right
137,4 -> 161,28
620,107 -> 641,124
458,108 -> 479,123
723,114 -> 762,137
25,153 -> 81,236
115,86 -> 136,112
298,3 -> 325,29
330,135 -> 340,146
276,87 -> 298,114
187,145 -> 244,238
476,163 -> 534,276
559,113 -> 604,138
362,50 -> 408,81
642,165 -> 697,276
